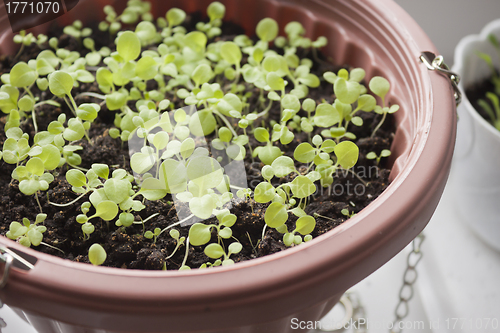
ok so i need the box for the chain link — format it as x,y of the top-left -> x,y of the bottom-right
319,234 -> 425,333
317,52 -> 454,333
0,249 -> 14,290
318,291 -> 367,332
0,250 -> 9,333
420,52 -> 461,107
0,297 -> 5,333
349,291 -> 367,333
390,233 -> 425,333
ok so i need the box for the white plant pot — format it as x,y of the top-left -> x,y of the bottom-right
452,19 -> 500,251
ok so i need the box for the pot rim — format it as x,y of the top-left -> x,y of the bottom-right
0,0 -> 455,317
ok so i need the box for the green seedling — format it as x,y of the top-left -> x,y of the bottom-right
281,215 -> 316,247
166,229 -> 186,259
12,157 -> 54,196
204,241 -> 242,266
195,2 -> 225,38
11,155 -> 54,212
2,127 -> 31,164
252,127 -> 282,165
369,76 -> 400,137
145,227 -> 162,243
48,71 -> 79,112
341,208 -> 356,218
8,62 -> 40,131
188,210 -> 237,248
178,236 -> 191,271
99,0 -> 152,35
88,243 -> 107,265
6,214 -> 47,247
13,30 -> 47,60
366,149 -> 391,166
63,20 -> 92,41
199,259 -> 222,269
83,38 -> 111,66
0,1 -> 400,270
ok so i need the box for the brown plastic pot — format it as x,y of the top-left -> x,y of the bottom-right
0,0 -> 456,332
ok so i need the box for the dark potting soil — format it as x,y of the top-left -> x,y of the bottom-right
465,73 -> 498,123
0,17 -> 395,270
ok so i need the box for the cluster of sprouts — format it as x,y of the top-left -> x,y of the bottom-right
0,0 -> 398,268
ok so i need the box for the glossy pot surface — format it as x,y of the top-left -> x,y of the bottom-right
0,0 -> 456,332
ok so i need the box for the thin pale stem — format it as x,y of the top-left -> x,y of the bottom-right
155,149 -> 160,178
346,168 -> 368,186
68,94 -> 78,111
313,212 -> 335,222
286,71 -> 299,89
234,63 -> 241,84
67,163 -> 89,172
243,127 -> 254,162
40,241 -> 65,254
34,100 -> 60,108
75,92 -> 106,100
83,129 -> 92,144
305,158 -> 317,173
255,99 -> 273,119
229,184 -> 248,191
312,47 -> 331,66
280,89 -> 285,120
132,213 -> 160,225
49,191 -> 88,207
63,96 -> 77,117
213,110 -> 238,137
34,193 -> 43,213
166,239 -> 184,260
180,236 -> 190,268
25,88 -> 38,133
13,44 -> 25,62
31,108 -> 38,133
246,232 -> 259,256
158,214 -> 195,237
371,111 -> 387,138
259,89 -> 265,108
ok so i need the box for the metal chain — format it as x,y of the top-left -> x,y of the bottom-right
0,248 -> 11,333
420,51 -> 462,107
318,53 -> 454,332
319,234 -> 425,333
0,297 -> 5,333
0,248 -> 14,290
318,291 -> 367,332
349,291 -> 367,333
390,233 -> 425,333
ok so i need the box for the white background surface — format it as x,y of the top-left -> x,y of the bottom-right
1,1 -> 500,332
312,173 -> 500,333
395,0 -> 500,66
